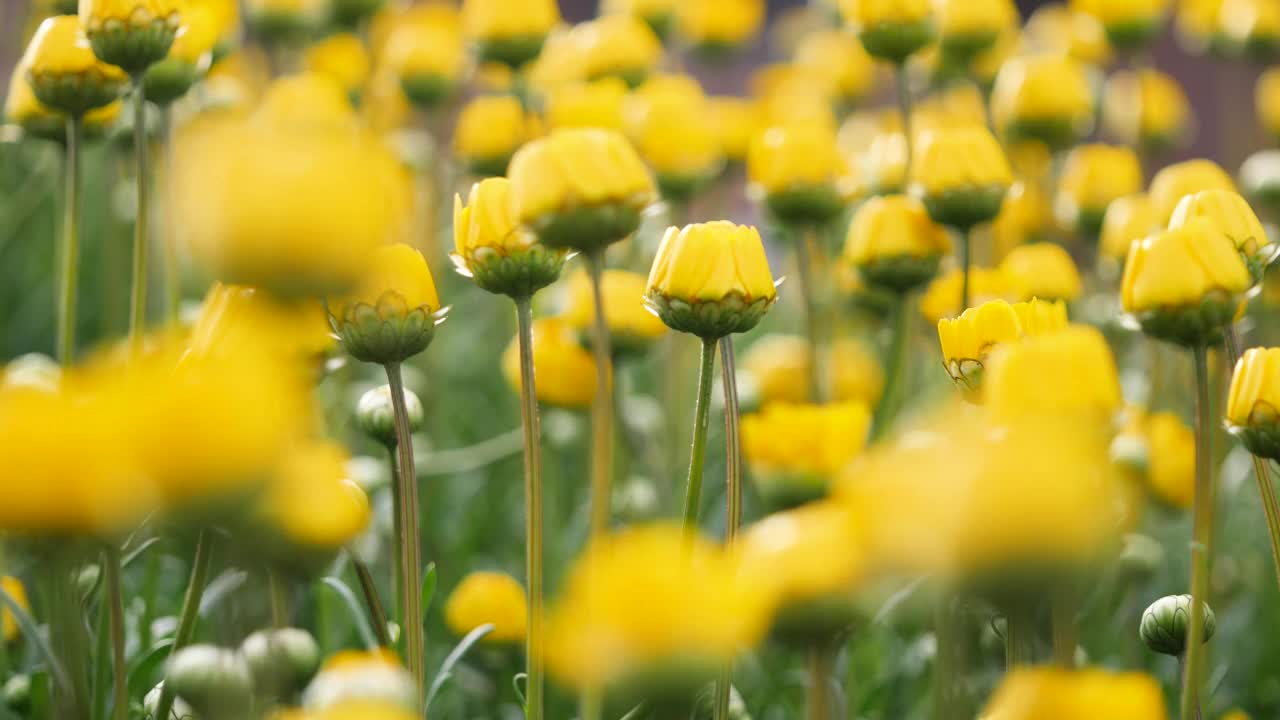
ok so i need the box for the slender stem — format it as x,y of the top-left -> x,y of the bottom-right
153,529 -> 214,720
514,296 -> 545,720
388,447 -> 404,632
933,594 -> 962,720
158,106 -> 180,326
806,646 -> 832,720
129,80 -> 151,350
681,338 -> 718,531
1224,328 -> 1280,592
580,690 -> 603,720
794,228 -> 829,402
872,296 -> 911,440
92,587 -> 109,720
48,556 -> 89,719
385,362 -> 426,696
352,558 -> 393,648
584,250 -> 615,537
102,546 -> 127,720
1004,602 -> 1037,669
1181,345 -> 1213,720
959,228 -> 972,315
58,115 -> 82,366
896,63 -> 914,174
712,336 -> 743,720
1051,588 -> 1077,668
268,571 -> 288,628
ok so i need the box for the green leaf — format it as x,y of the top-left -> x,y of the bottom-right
424,623 -> 492,709
121,537 -> 162,569
0,586 -> 69,696
29,671 -> 48,720
197,570 -> 248,618
421,563 -> 437,620
126,640 -> 174,700
320,578 -> 379,650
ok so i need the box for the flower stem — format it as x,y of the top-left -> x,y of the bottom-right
514,296 -> 545,720
102,546 -> 127,720
681,337 -> 718,531
1051,588 -> 1077,668
268,571 -> 288,628
158,105 -> 180,327
1004,602 -> 1037,669
712,335 -> 743,720
47,554 -> 89,719
794,227 -> 829,402
1224,327 -> 1280,592
584,250 -> 615,537
387,447 -> 404,631
153,529 -> 214,720
872,295 -> 911,440
57,115 -> 82,366
1181,345 -> 1214,720
352,557 -> 393,648
129,80 -> 150,350
896,63 -> 914,173
959,228 -> 972,315
933,594 -> 963,720
806,646 -> 832,720
384,361 -> 426,697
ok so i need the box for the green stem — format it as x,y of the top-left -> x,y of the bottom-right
153,529 -> 214,720
352,558 -> 393,648
103,546 -> 127,720
933,594 -> 962,720
712,335 -> 743,720
959,228 -> 972,315
58,115 -> 82,366
1004,602 -> 1037,669
47,556 -> 89,719
129,80 -> 150,349
681,338 -> 718,531
580,690 -> 603,720
806,646 -> 832,720
1224,328 -> 1280,592
1181,345 -> 1213,720
158,106 -> 180,326
388,447 -> 404,633
268,571 -> 288,628
872,296 -> 911,440
514,296 -> 545,720
585,250 -> 615,537
1051,588 -> 1077,668
896,63 -> 914,174
92,585 -> 109,720
794,227 -> 829,402
385,361 -> 426,697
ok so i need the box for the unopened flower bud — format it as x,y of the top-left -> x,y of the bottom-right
329,244 -> 444,365
143,682 -> 195,720
23,16 -> 128,116
3,675 -> 30,714
80,0 -> 181,75
164,645 -> 253,719
1140,594 -> 1216,656
356,384 -> 424,448
241,627 -> 322,697
1118,533 -> 1164,580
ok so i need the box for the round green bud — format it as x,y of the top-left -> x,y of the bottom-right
764,185 -> 845,228
527,204 -> 645,254
164,645 -> 252,719
241,627 -> 322,697
857,254 -> 944,295
143,682 -> 195,720
1118,533 -> 1165,580
3,675 -> 30,714
857,20 -> 935,64
1140,594 -> 1216,656
330,0 -> 385,26
355,384 -> 424,448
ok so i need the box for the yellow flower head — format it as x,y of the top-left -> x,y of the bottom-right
4,63 -> 62,138
934,0 -> 1018,39
1000,243 -> 1083,301
981,668 -> 1168,720
792,29 -> 877,103
462,0 -> 560,41
502,317 -> 599,408
839,0 -> 932,26
909,126 -> 1012,197
921,266 -> 1019,322
544,525 -> 772,690
562,268 -> 667,349
22,16 -> 128,114
1175,0 -> 1225,48
575,14 -> 662,83
602,0 -> 675,25
675,0 -> 764,46
255,72 -> 358,132
1144,411 -> 1195,508
453,177 -> 527,255
1056,143 -> 1144,226
332,243 -> 440,319
748,122 -> 840,194
990,53 -> 1096,141
1121,218 -> 1252,312
647,221 -> 777,304
544,77 -> 628,130
1227,346 -> 1280,426
737,501 -> 864,607
861,131 -> 909,193
1259,66 -> 1280,136
740,335 -> 884,406
624,79 -> 723,179
987,181 -> 1052,260
189,283 -> 334,360
1023,4 -> 1113,64
1071,0 -> 1172,30
1102,69 -> 1192,148
444,571 -> 528,644
981,324 -> 1123,419
507,127 -> 656,228
164,2 -> 219,64
937,298 -> 1068,382
742,402 -> 872,478
1100,193 -> 1158,260
1221,0 -> 1280,50
79,0 -> 180,33
304,33 -> 371,93
383,20 -> 466,83
845,194 -> 951,265
1148,158 -> 1236,225
0,577 -> 29,643
454,94 -> 533,167
1169,189 -> 1269,258
262,441 -> 370,549
708,96 -> 756,161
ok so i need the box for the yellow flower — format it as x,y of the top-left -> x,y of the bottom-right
304,33 -> 370,94
742,402 -> 872,479
981,325 -> 1123,419
1169,189 -> 1269,258
254,72 -> 358,132
1056,143 -> 1144,235
453,94 -> 533,173
1,577 -> 30,643
4,63 -> 63,139
329,243 -> 442,364
1100,193 -> 1158,260
920,266 -> 1018,322
383,20 -> 466,104
839,0 -> 931,26
502,317 -> 599,408
1144,412 -> 1195,508
462,0 -> 559,41
748,122 -> 840,195
444,571 -> 528,644
990,54 -> 1095,148
544,77 -> 628,130
740,335 -> 884,406
1259,66 -> 1280,137
911,126 -> 1012,229
623,78 -> 723,185
675,0 -> 764,48
602,0 -> 675,29
1221,0 -> 1280,56
937,298 -> 1068,390
1148,158 -> 1236,225
451,176 -> 565,297
79,0 -> 180,72
980,668 -> 1168,720
575,14 -> 662,84
1227,346 -> 1280,427
189,283 -> 333,360
986,181 -> 1052,260
1102,69 -> 1192,150
1000,243 -> 1083,301
544,525 -> 772,691
1023,4 -> 1113,64
708,96 -> 756,161
845,194 -> 951,264
334,243 -> 440,313
1176,0 -> 1226,50
22,16 -> 128,115
792,29 -> 877,104
562,269 -> 667,351
305,649 -> 416,712
934,0 -> 1018,56
1072,0 -> 1172,45
262,441 -> 370,550
507,128 -> 656,250
646,221 -> 777,337
1121,218 -> 1251,312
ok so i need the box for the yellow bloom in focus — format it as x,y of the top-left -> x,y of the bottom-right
1169,189 -> 1269,258
981,668 -> 1168,720
920,266 -> 1018,322
453,177 -> 567,300
305,33 -> 371,95
574,15 -> 662,85
1259,67 -> 1280,137
1227,346 -> 1280,427
1148,158 -> 1236,224
999,243 -> 1083,301
544,525 -> 772,690
845,195 -> 951,264
937,298 -> 1068,391
262,441 -> 370,550
1055,143 -> 1144,235
78,0 -> 181,65
708,96 -> 756,161
1121,218 -> 1251,312
675,0 -> 764,49
454,94 -> 533,174
189,283 -> 333,360
742,402 -> 872,479
544,77 -> 628,130
444,571 -> 528,644
329,243 -> 441,364
1102,69 -> 1192,150
23,16 -> 128,116
1100,193 -> 1158,260
1,577 -> 29,643
981,325 -> 1123,419
502,317 -> 599,408
562,269 -> 667,352
792,29 -> 877,104
740,335 -> 884,406
909,127 -> 1012,221
1144,412 -> 1195,508
1023,4 -> 1113,65
462,0 -> 559,43
990,54 -> 1095,149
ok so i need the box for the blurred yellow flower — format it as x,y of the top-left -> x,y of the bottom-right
262,441 -> 370,549
299,702 -> 419,720
937,298 -> 1068,390
708,96 -> 756,161
562,268 -> 667,352
980,667 -> 1168,720
1259,66 -> 1280,137
244,0 -> 325,41
1227,346 -> 1280,427
1148,158 -> 1236,225
748,122 -> 840,195
675,0 -> 764,48
544,77 -> 628,130
1221,0 -> 1280,56
792,29 -> 877,104
861,131 -> 908,194
740,335 -> 884,406
168,2 -> 219,64
502,317 -> 599,408
982,325 -> 1123,419
5,63 -> 63,139
1000,243 -> 1083,301
987,181 -> 1052,260
845,194 -> 951,265
462,0 -> 559,43
254,72 -> 358,132
1169,189 -> 1269,258
1055,144 -> 1144,235
383,20 -> 466,105
1072,0 -> 1172,45
444,571 -> 528,644
1144,411 -> 1195,508
1102,69 -> 1192,150
575,14 -> 662,85
1100,193 -> 1158,260
23,16 -> 127,115
602,0 -> 675,31
544,525 -> 772,690
1023,4 -> 1112,64
189,283 -> 333,360
454,94 -> 534,174
910,127 -> 1012,224
1175,0 -> 1226,50
990,54 -> 1095,149
1121,219 -> 1251,312
1,576 -> 29,643
623,78 -> 723,188
921,266 -> 1018,322
933,0 -> 1018,57
304,648 -> 416,712
304,33 -> 371,95
742,402 -> 872,480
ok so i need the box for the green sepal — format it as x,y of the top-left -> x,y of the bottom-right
527,203 -> 645,253
645,290 -> 776,339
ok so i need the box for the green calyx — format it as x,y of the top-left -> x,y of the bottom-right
752,471 -> 830,515
939,30 -> 999,66
456,244 -> 567,299
86,14 -> 179,75
645,289 -> 775,340
857,253 -> 943,295
143,58 -> 200,105
944,357 -> 985,397
769,593 -> 861,649
1002,115 -> 1090,153
1140,594 -> 1216,656
920,185 -> 1007,231
29,68 -> 127,117
857,20 -> 935,64
1131,291 -> 1239,348
474,34 -> 546,69
1232,411 -> 1280,462
400,73 -> 456,109
764,184 -> 845,227
331,294 -> 441,364
1104,19 -> 1160,50
329,0 -> 385,26
466,153 -> 513,178
527,203 -> 644,253
247,9 -> 316,46
658,169 -> 720,205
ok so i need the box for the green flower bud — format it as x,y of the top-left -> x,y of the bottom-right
143,682 -> 195,720
241,627 -> 321,698
142,57 -> 201,105
355,384 -> 424,448
474,36 -> 546,69
857,21 -> 935,65
3,675 -> 30,714
1140,594 -> 1216,656
2,354 -> 61,392
164,645 -> 253,719
1118,533 -> 1164,580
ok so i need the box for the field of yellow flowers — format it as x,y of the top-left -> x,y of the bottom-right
6,0 -> 1280,718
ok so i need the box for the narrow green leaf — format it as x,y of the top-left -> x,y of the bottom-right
29,671 -> 48,720
121,537 -> 162,569
197,569 -> 247,618
420,563 -> 437,619
424,623 -> 492,709
0,587 -> 69,695
126,640 -> 174,700
320,578 -> 379,650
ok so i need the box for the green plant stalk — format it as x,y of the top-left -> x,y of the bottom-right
712,336 -> 743,720
47,557 -> 89,719
58,115 -> 82,366
129,80 -> 151,350
1051,589 -> 1077,668
514,296 -> 545,720
158,106 -> 180,326
896,63 -> 914,173
1224,327 -> 1280,592
388,448 -> 404,631
959,227 -> 972,315
933,594 -> 962,720
1181,345 -> 1213,720
580,689 -> 603,720
1004,602 -> 1037,668
152,529 -> 214,720
103,546 -> 127,720
872,296 -> 912,440
352,558 -> 393,648
269,571 -> 288,628
91,587 -> 109,720
794,228 -> 829,402
681,338 -> 718,531
585,250 -> 615,537
385,361 -> 426,697
807,646 -> 832,720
